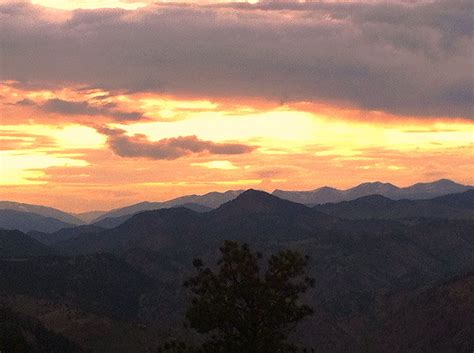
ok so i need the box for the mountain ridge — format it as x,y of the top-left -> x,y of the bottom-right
273,179 -> 473,205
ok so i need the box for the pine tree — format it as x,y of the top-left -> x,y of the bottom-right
183,241 -> 314,353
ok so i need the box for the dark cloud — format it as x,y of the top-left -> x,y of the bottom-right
0,0 -> 472,118
14,98 -> 36,106
18,98 -> 144,121
97,127 -> 256,160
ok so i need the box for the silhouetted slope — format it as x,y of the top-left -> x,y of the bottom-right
0,229 -> 53,258
0,201 -> 83,225
0,254 -> 154,319
0,209 -> 75,233
314,194 -> 474,220
0,306 -> 83,353
28,225 -> 104,246
92,202 -> 213,229
375,273 -> 474,353
206,189 -> 337,243
92,190 -> 243,223
430,189 -> 474,210
57,207 -> 204,255
57,191 -> 336,255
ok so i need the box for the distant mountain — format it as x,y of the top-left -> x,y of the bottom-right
73,210 -> 107,223
273,179 -> 473,205
92,214 -> 133,229
314,192 -> 474,220
0,209 -> 75,233
91,203 -> 210,229
57,190 -> 336,256
0,201 -> 84,225
171,202 -> 213,213
28,225 -> 104,246
92,190 -> 243,223
0,229 -> 53,258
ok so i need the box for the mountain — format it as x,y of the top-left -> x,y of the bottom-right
57,190 -> 336,256
57,207 -> 205,255
0,229 -> 53,258
0,209 -> 75,233
273,179 -> 473,205
0,201 -> 83,225
92,203 -> 212,230
28,225 -> 104,246
92,214 -> 133,229
313,193 -> 474,220
3,189 -> 474,352
430,189 -> 474,210
73,210 -> 107,223
172,202 -> 213,213
92,190 -> 243,224
374,272 -> 474,353
0,306 -> 83,353
0,253 -> 154,320
400,179 -> 472,199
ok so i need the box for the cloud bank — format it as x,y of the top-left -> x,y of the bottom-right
41,98 -> 144,121
1,0 -> 472,118
98,127 -> 256,160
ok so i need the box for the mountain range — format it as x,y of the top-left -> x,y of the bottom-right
313,190 -> 474,221
1,179 -> 471,234
274,178 -> 473,205
1,180 -> 473,352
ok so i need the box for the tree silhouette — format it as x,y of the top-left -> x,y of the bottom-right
182,240 -> 314,353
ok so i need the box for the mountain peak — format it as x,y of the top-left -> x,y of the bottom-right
216,189 -> 308,214
431,179 -> 458,186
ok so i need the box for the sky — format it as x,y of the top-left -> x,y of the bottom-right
0,0 -> 473,212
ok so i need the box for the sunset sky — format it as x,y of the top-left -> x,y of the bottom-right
1,0 -> 473,212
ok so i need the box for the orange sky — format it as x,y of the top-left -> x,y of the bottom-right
1,1 -> 473,212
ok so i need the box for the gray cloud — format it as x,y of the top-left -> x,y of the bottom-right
16,97 -> 144,121
0,0 -> 472,118
97,127 -> 256,160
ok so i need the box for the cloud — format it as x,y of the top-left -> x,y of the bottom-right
0,0 -> 472,118
97,127 -> 256,160
18,97 -> 144,121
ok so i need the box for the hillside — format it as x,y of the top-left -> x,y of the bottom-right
0,253 -> 154,320
374,273 -> 474,353
0,229 -> 53,258
313,193 -> 474,220
0,306 -> 83,353
0,201 -> 83,225
0,209 -> 75,233
28,225 -> 104,246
